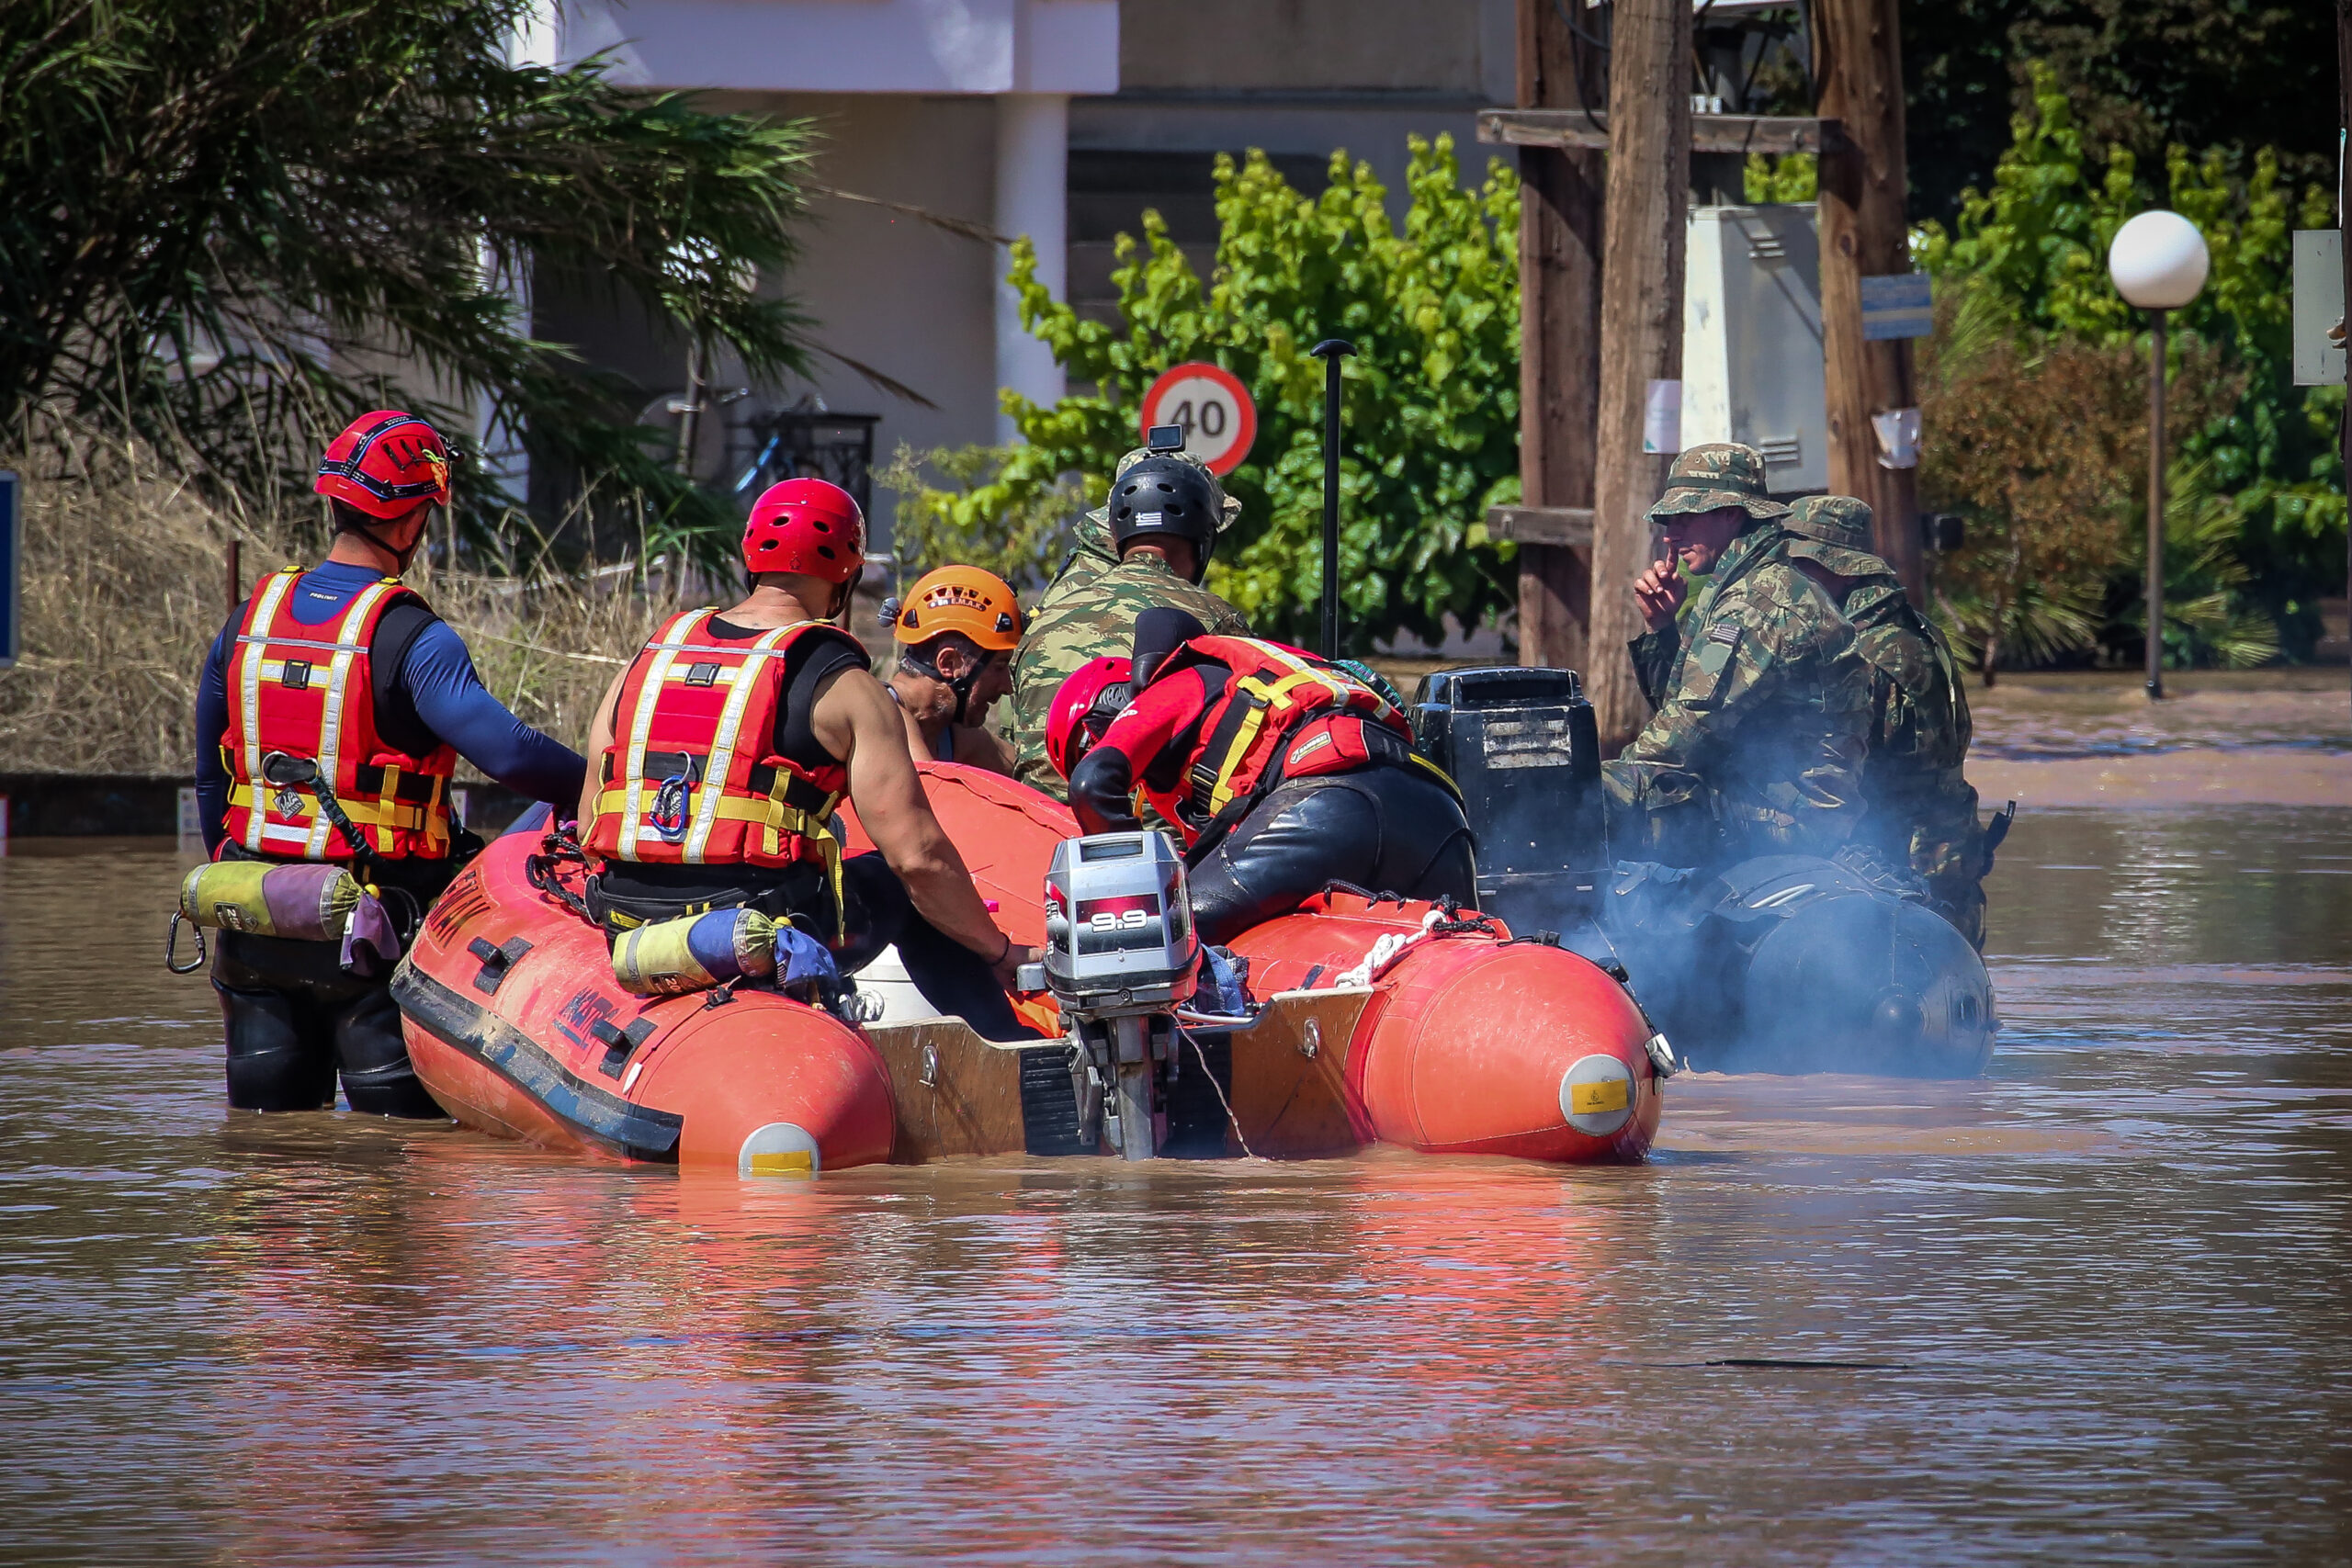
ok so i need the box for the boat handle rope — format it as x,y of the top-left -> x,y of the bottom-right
525,825 -> 598,927
1177,1022 -> 1255,1160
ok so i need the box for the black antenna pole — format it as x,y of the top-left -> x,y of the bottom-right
1309,338 -> 1356,658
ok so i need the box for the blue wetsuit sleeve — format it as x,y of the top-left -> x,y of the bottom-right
399,620 -> 588,809
195,616 -> 235,854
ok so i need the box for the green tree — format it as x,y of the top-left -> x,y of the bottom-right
1918,65 -> 2344,666
1904,0 -> 2335,231
0,0 -> 815,547
906,136 -> 1521,651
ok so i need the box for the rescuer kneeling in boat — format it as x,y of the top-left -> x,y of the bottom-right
194,412 -> 589,1117
577,478 -> 1041,1040
1049,610 -> 1478,945
881,565 -> 1022,774
1007,442 -> 1250,797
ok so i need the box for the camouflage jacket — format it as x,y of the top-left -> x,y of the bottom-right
1009,543 -> 1250,797
1605,524 -> 1872,863
1795,555 -> 1980,874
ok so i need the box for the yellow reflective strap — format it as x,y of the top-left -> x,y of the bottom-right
234,570 -> 300,854
311,579 -> 401,860
224,784 -> 430,832
618,609 -> 708,863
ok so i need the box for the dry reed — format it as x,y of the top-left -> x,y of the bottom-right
0,433 -> 700,780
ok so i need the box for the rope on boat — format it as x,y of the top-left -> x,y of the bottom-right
1180,1023 -> 1255,1160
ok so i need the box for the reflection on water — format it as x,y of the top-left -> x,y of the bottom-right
2,815 -> 2348,1565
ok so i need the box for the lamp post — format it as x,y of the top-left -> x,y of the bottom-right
2106,210 -> 2210,700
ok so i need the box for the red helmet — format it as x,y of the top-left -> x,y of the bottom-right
1045,656 -> 1134,781
743,478 -> 865,583
314,412 -> 451,520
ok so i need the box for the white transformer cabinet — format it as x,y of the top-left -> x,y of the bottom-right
1681,204 -> 1827,496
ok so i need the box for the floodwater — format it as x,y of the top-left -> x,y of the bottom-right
3,811 -> 2348,1566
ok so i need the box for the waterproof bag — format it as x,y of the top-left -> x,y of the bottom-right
611,908 -> 780,997
179,861 -> 361,941
169,861 -> 401,976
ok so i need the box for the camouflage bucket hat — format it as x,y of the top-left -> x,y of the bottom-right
1644,443 -> 1792,524
1113,446 -> 1241,532
1781,493 -> 1888,576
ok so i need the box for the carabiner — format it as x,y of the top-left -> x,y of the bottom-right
165,911 -> 208,975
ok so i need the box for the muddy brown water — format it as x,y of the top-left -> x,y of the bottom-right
3,811 -> 2348,1565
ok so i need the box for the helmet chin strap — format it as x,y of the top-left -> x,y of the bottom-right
344,509 -> 428,572
902,647 -> 995,725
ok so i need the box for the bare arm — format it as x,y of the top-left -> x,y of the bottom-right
952,723 -> 1017,777
812,665 -> 1036,982
575,668 -> 628,827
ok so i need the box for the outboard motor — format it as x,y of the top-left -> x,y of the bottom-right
1031,831 -> 1201,1158
1601,855 -> 1996,1077
1410,667 -> 1604,934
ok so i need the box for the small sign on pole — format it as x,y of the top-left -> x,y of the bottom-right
1642,379 -> 1682,454
1860,273 -> 1934,341
2292,231 -> 2346,387
0,471 -> 18,669
1139,363 -> 1257,476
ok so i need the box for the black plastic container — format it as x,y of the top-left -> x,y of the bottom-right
1409,667 -> 1601,933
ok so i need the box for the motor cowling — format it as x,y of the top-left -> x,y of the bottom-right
1409,666 -> 1603,933
1036,831 -> 1201,1159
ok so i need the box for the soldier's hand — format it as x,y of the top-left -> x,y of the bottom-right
1634,561 -> 1686,631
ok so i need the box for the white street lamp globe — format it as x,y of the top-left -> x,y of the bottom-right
2107,210 -> 2210,310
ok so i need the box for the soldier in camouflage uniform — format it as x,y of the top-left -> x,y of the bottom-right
1781,494 -> 1994,947
1603,444 -> 1872,868
1009,446 -> 1250,797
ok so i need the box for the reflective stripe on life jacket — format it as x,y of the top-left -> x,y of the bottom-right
219,567 -> 457,863
1143,635 -> 1423,829
583,611 -> 854,891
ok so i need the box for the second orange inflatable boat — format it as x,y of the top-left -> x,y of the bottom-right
396,764 -> 1666,1170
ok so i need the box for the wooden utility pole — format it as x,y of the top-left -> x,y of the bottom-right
1588,0 -> 1692,748
2339,0 -> 2351,719
1815,0 -> 1927,606
1511,0 -> 1604,674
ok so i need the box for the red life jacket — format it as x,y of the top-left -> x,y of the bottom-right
584,611 -> 855,887
1137,635 -> 1426,835
219,567 -> 457,863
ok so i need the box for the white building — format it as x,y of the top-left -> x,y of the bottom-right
530,0 -> 1514,548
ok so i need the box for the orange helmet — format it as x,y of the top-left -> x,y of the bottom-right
888,566 -> 1023,652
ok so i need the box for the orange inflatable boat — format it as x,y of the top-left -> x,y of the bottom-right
396,763 -> 1665,1171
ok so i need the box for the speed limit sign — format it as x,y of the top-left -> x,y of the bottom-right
1139,363 -> 1256,476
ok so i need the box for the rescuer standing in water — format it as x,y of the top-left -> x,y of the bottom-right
881,565 -> 1023,774
1008,444 -> 1250,797
1780,493 -> 1996,945
1050,609 -> 1477,944
193,412 -> 587,1116
1606,443 -> 1872,868
576,478 -> 1039,1039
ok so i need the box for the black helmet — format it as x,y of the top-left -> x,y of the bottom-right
1108,457 -> 1221,580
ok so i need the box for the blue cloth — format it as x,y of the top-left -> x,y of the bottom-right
772,925 -> 841,989
195,561 -> 587,853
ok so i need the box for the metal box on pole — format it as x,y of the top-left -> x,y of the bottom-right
1680,205 -> 1828,495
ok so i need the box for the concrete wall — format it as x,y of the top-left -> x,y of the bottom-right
1119,0 -> 1504,93
532,91 -> 1005,552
